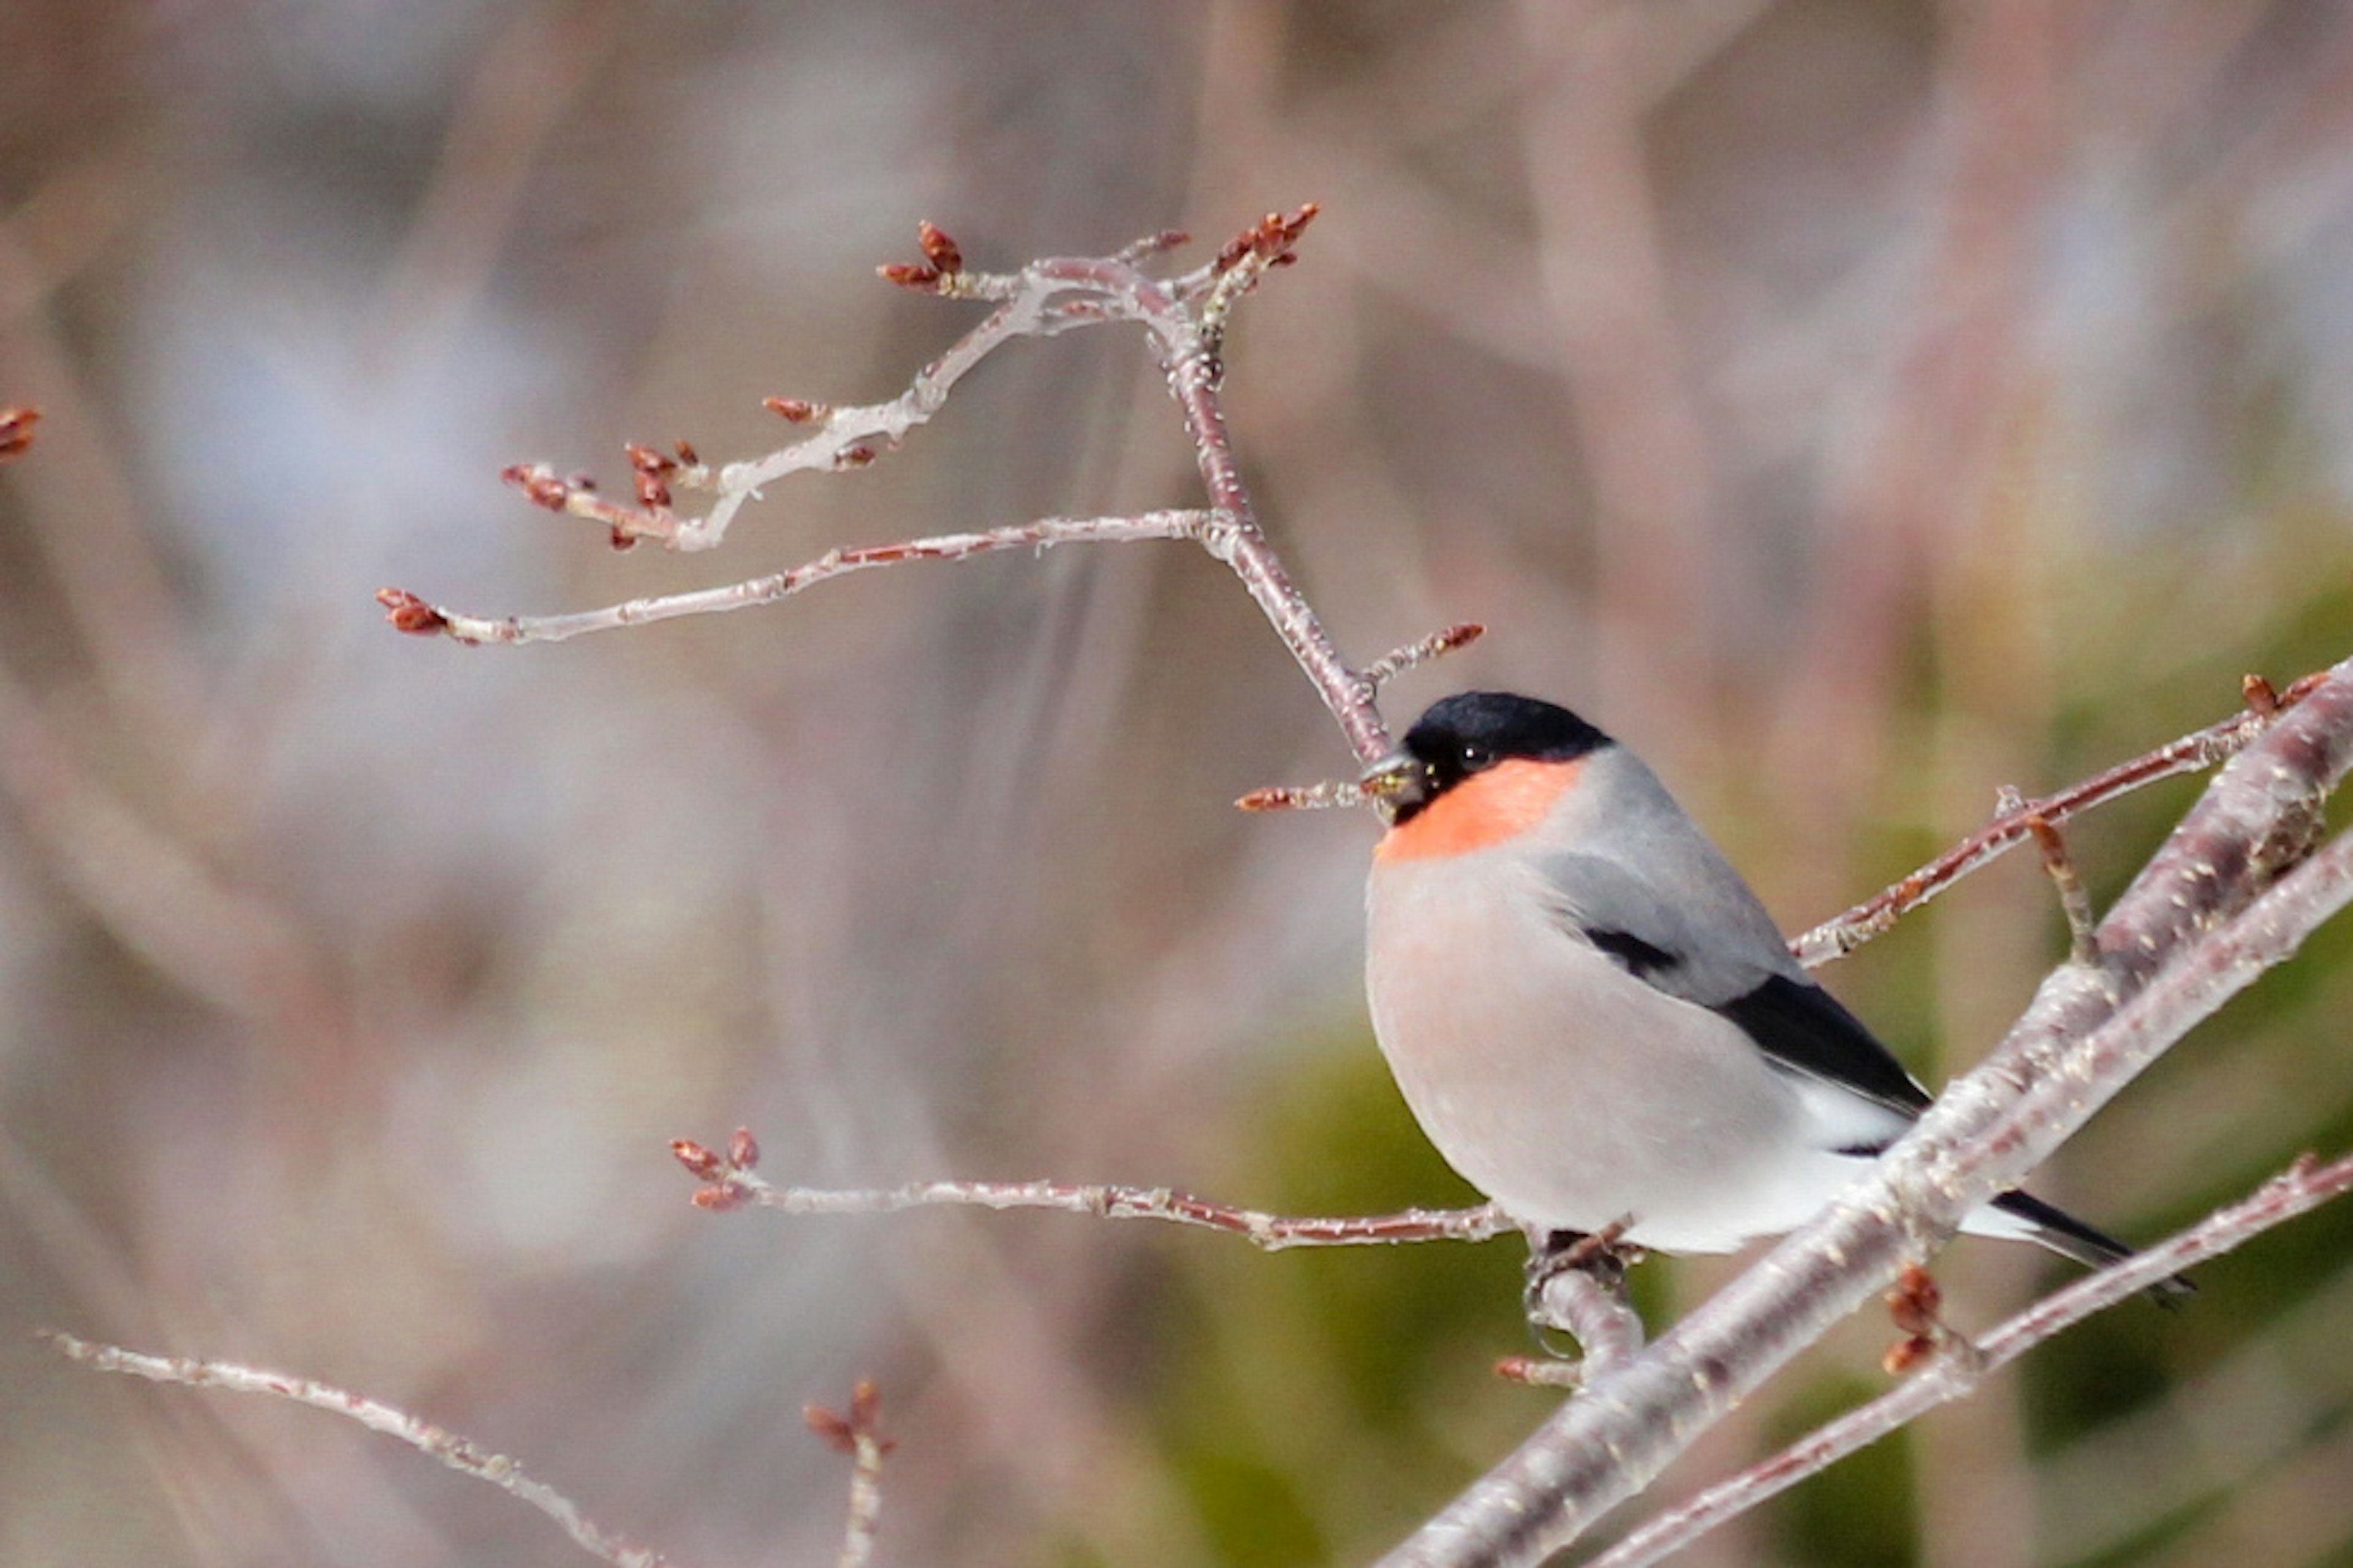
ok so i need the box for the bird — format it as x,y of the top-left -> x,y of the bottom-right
1360,689 -> 2170,1287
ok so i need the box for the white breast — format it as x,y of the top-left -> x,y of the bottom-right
1365,846 -> 1879,1253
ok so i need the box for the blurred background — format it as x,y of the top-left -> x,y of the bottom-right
4,3 -> 2353,1566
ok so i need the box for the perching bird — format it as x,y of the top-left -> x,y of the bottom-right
1362,689 -> 2157,1280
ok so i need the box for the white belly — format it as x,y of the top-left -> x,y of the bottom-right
1366,851 -> 1871,1253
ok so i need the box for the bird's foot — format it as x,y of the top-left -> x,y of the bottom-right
1520,1222 -> 1646,1370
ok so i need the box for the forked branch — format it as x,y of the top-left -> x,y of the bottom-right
381,208 -> 1410,765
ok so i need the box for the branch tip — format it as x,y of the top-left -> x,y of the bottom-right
1214,202 -> 1320,275
501,461 -> 572,511
915,219 -> 962,277
805,1380 -> 893,1457
726,1126 -> 760,1170
1235,779 -> 1366,812
1365,621 -> 1487,687
375,588 -> 450,637
669,1137 -> 723,1181
0,404 -> 39,460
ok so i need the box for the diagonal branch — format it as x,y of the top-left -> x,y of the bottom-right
45,1333 -> 677,1568
1586,1148 -> 2353,1568
1791,668 -> 2325,964
1379,653 -> 2353,1568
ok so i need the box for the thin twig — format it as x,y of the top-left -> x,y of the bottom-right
379,511 -> 1215,646
1234,778 -> 1371,813
727,1173 -> 1508,1251
669,1132 -> 1509,1249
1361,621 -> 1487,689
44,1333 -> 675,1568
805,1382 -> 893,1568
1790,669 -> 2325,966
1585,1149 -> 2353,1568
1235,623 -> 1485,811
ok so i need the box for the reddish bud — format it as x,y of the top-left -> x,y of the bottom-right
672,1138 -> 724,1180
805,1401 -> 858,1455
0,405 -> 40,460
673,438 -> 700,466
634,472 -> 672,510
836,445 -> 876,469
2244,672 -> 2281,716
1214,202 -> 1320,274
1884,1263 -> 1941,1339
805,1382 -> 892,1455
501,463 -> 573,510
763,396 -> 827,423
852,1381 -> 893,1452
376,588 -> 449,636
1882,1336 -> 1933,1376
691,1184 -> 749,1211
625,442 -> 677,476
727,1126 -> 760,1170
877,262 -> 940,289
609,527 -> 637,552
916,219 -> 962,275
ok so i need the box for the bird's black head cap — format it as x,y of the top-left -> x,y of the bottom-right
1391,692 -> 1613,818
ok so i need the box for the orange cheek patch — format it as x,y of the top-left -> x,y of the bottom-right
1374,758 -> 1582,862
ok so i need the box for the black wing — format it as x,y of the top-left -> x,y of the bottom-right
1542,847 -> 1933,1124
1715,972 -> 1932,1128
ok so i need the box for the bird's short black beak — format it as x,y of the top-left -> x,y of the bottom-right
1359,749 -> 1428,823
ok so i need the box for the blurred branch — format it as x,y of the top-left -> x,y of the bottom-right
805,1382 -> 893,1568
1586,1148 -> 2353,1568
44,1333 -> 678,1568
671,1128 -> 1510,1250
1381,652 -> 2353,1568
0,403 -> 36,459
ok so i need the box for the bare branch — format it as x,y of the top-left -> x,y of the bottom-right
44,1333 -> 676,1568
380,511 -> 1214,647
390,210 -> 1398,761
1587,1149 -> 2353,1568
1992,783 -> 2099,964
669,1131 -> 1509,1250
805,1381 -> 893,1568
1362,621 -> 1488,689
1791,668 -> 2327,965
1379,654 -> 2353,1568
1233,623 -> 1485,812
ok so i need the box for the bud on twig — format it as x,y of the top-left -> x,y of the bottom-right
0,405 -> 39,460
375,588 -> 450,636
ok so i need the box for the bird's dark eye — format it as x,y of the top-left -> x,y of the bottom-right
1459,742 -> 1492,772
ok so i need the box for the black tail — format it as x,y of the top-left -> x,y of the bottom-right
1991,1188 -> 2194,1303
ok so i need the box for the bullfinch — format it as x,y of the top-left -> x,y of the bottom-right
1362,690 -> 2162,1281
